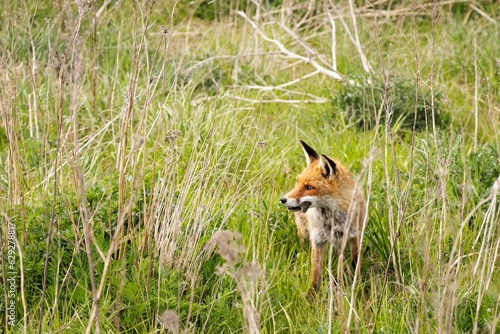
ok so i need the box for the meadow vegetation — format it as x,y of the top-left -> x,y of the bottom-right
1,0 -> 500,333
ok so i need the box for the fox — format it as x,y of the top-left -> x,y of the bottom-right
280,140 -> 366,295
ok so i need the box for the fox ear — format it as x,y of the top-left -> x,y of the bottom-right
300,140 -> 320,165
319,154 -> 337,177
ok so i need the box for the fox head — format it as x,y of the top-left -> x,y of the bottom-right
280,140 -> 346,213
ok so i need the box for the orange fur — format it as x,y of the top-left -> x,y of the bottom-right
280,141 -> 366,296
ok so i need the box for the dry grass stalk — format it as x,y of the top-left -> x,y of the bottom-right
207,230 -> 261,334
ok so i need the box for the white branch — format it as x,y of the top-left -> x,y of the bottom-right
235,10 -> 344,81
326,9 -> 337,71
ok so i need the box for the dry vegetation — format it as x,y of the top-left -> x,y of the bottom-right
1,0 -> 500,333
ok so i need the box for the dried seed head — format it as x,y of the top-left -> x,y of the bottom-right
363,146 -> 381,168
12,10 -> 21,25
149,75 -> 158,85
77,0 -> 93,13
239,262 -> 260,284
158,310 -> 179,334
207,230 -> 245,264
166,130 -> 181,142
160,26 -> 171,38
438,158 -> 453,167
493,176 -> 500,192
133,135 -> 145,151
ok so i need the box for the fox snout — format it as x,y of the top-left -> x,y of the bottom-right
280,196 -> 312,213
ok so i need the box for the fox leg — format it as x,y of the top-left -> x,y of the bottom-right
310,243 -> 325,295
349,235 -> 360,274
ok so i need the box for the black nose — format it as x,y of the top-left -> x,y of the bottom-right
280,197 -> 287,204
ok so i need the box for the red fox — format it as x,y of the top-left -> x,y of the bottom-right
280,140 -> 366,295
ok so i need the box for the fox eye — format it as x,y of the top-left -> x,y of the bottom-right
305,185 -> 314,190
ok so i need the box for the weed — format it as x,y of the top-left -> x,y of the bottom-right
332,76 -> 450,131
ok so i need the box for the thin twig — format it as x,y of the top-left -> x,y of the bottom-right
225,94 -> 329,104
326,8 -> 337,71
328,0 -> 372,74
185,52 -> 282,72
13,227 -> 27,333
473,36 -> 478,152
242,70 -> 320,91
95,0 -> 115,19
470,3 -> 498,25
348,0 -> 372,73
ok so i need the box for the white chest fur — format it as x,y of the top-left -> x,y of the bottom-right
305,201 -> 357,248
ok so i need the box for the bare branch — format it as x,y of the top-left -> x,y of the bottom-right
326,9 -> 337,71
235,10 -> 345,81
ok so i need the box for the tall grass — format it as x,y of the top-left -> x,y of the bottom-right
1,0 -> 499,333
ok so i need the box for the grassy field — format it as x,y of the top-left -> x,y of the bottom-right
1,0 -> 500,333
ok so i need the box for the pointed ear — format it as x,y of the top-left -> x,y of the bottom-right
319,154 -> 337,177
300,140 -> 319,165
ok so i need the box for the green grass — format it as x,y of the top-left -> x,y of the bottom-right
1,1 -> 500,333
